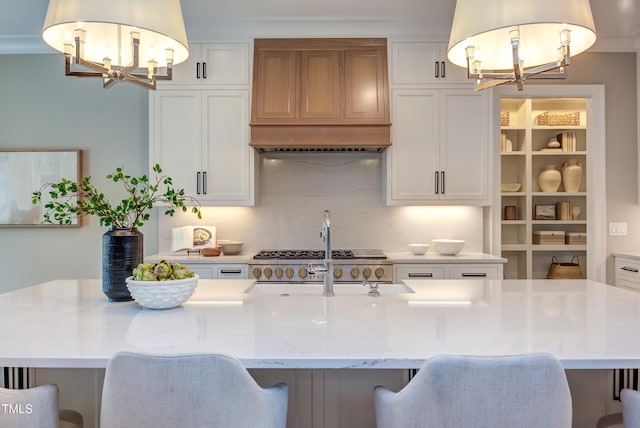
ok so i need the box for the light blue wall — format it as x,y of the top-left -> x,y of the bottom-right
0,54 -> 152,292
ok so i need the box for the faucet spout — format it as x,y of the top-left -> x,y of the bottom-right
321,210 -> 334,297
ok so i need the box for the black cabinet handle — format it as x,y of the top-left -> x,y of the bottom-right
196,172 -> 201,194
408,273 -> 434,278
440,171 -> 445,194
440,61 -> 445,78
622,267 -> 639,273
219,269 -> 242,275
196,62 -> 201,79
202,62 -> 207,79
435,171 -> 439,194
434,61 -> 439,78
461,273 -> 488,277
202,171 -> 207,194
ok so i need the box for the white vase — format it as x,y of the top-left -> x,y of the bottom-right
538,164 -> 562,192
562,159 -> 583,192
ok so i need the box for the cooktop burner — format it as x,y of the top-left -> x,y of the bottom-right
253,249 -> 356,260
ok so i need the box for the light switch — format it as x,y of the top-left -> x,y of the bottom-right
609,222 -> 628,236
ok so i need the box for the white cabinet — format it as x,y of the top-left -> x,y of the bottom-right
385,88 -> 490,205
394,263 -> 502,282
614,255 -> 640,293
182,263 -> 247,279
150,89 -> 256,205
391,42 -> 469,85
158,43 -> 250,87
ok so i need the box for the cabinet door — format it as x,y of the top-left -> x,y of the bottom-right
439,89 -> 489,201
158,43 -> 203,86
391,42 -> 469,85
149,90 -> 203,198
201,90 -> 254,204
388,89 -> 440,202
300,50 -> 341,120
252,50 -> 298,122
183,264 -> 216,279
344,48 -> 388,121
201,43 -> 250,85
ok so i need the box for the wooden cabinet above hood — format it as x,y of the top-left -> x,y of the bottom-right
250,38 -> 391,152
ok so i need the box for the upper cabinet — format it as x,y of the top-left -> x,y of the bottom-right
385,88 -> 489,205
391,42 -> 470,85
157,43 -> 250,87
250,38 -> 391,151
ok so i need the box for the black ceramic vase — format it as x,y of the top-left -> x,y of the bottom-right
102,228 -> 144,301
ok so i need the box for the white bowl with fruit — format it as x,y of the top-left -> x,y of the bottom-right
125,261 -> 198,310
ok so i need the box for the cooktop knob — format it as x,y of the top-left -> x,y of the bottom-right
334,267 -> 343,279
252,267 -> 262,279
350,267 -> 360,279
285,268 -> 295,279
375,267 -> 385,279
363,267 -> 372,279
264,268 -> 273,279
275,267 -> 283,279
299,267 -> 308,278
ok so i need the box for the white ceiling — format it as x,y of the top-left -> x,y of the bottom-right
1,0 -> 639,52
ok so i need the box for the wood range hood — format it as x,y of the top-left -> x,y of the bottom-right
250,38 -> 391,152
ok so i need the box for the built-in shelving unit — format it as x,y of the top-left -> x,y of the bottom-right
496,87 -> 605,281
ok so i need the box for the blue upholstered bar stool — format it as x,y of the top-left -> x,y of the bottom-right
0,384 -> 83,428
100,351 -> 288,428
374,353 -> 572,428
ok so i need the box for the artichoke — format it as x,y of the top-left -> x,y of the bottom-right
132,263 -> 155,281
172,263 -> 194,280
153,261 -> 173,280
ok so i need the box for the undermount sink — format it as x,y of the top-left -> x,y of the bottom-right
245,283 -> 414,296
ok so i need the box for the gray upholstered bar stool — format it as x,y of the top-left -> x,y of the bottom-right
596,388 -> 640,428
100,351 -> 288,428
374,353 -> 572,428
0,384 -> 83,428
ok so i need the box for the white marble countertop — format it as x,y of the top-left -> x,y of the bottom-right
1,278 -> 639,370
386,252 -> 507,264
612,251 -> 640,261
147,251 -> 506,264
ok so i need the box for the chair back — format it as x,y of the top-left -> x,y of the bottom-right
100,352 -> 288,428
622,389 -> 640,427
375,353 -> 572,428
0,384 -> 59,428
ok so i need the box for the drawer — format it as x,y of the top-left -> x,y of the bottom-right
616,277 -> 640,292
217,266 -> 246,279
184,265 -> 216,279
395,267 -> 446,281
448,266 -> 499,280
615,258 -> 640,283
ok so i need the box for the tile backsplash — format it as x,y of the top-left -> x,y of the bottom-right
158,152 -> 484,254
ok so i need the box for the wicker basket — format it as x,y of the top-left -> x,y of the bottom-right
500,111 -> 510,126
546,255 -> 585,279
534,111 -> 580,126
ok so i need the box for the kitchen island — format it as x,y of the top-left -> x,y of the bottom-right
2,278 -> 639,428
1,278 -> 639,369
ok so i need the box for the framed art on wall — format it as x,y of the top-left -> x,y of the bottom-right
0,149 -> 82,227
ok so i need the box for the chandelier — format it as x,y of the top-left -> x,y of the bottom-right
42,0 -> 190,90
447,0 -> 597,91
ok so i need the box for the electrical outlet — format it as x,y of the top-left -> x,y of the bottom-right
609,222 -> 628,236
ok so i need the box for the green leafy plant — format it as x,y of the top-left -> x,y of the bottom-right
32,164 -> 201,228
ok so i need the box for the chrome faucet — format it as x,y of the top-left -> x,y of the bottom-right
309,210 -> 334,297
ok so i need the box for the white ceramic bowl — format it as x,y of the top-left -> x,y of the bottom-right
218,240 -> 243,255
125,275 -> 199,309
408,244 -> 430,255
432,239 -> 465,256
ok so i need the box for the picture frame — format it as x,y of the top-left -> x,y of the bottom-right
535,204 -> 557,220
0,149 -> 82,227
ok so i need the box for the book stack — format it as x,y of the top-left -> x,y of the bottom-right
557,132 -> 577,152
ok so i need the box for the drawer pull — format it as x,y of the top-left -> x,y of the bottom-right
461,273 -> 488,277
622,266 -> 639,273
408,273 -> 433,278
219,269 -> 242,275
